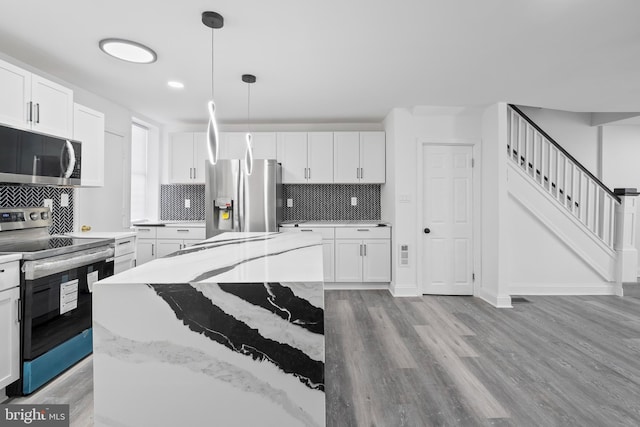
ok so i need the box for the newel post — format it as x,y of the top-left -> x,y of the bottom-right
614,188 -> 639,296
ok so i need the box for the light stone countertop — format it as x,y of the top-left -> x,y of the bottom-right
132,221 -> 205,228
65,231 -> 137,239
97,231 -> 323,285
279,220 -> 390,228
0,253 -> 22,263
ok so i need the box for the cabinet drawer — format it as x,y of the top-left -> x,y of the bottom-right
114,237 -> 136,257
280,227 -> 334,240
157,227 -> 206,240
0,261 -> 20,292
335,227 -> 390,239
134,227 -> 157,239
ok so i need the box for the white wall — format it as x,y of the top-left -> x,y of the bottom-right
382,106 -> 484,298
517,106 -> 600,176
601,125 -> 640,275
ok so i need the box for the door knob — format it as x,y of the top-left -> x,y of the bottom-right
423,228 -> 431,234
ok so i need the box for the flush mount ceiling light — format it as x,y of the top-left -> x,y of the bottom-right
202,11 -> 224,165
167,81 -> 185,89
242,74 -> 256,175
99,38 -> 157,64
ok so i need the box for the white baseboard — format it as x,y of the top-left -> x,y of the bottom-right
509,282 -> 616,295
324,282 -> 389,291
476,288 -> 512,308
389,282 -> 420,297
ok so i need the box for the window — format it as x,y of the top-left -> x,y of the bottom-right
130,123 -> 149,222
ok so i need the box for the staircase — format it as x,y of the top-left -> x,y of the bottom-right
506,105 -> 622,291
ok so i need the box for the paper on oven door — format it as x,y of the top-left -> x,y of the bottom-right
60,279 -> 79,314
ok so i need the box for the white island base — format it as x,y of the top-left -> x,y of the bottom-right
92,232 -> 325,427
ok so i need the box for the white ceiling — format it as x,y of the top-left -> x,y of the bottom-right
1,0 -> 639,126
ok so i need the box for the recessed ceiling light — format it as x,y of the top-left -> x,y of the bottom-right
168,81 -> 185,89
99,38 -> 157,64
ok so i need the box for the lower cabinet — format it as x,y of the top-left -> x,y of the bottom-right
334,228 -> 391,283
0,261 -> 20,391
113,235 -> 137,274
134,226 -> 205,265
280,225 -> 391,283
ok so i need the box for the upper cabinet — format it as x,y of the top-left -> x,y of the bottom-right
73,103 -> 105,187
277,132 -> 333,184
334,131 -> 385,184
169,132 -> 208,184
219,132 -> 277,160
0,58 -> 73,139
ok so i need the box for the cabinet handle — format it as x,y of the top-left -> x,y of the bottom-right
357,229 -> 369,232
356,168 -> 360,179
27,101 -> 33,123
304,168 -> 307,179
300,229 -> 313,232
117,241 -> 130,246
16,298 -> 21,323
35,103 -> 40,124
308,168 -> 311,180
364,244 -> 367,256
193,167 -> 197,179
360,168 -> 363,179
177,229 -> 189,232
359,244 -> 363,256
151,244 -> 155,256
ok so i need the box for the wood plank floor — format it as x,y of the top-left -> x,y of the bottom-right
8,291 -> 640,426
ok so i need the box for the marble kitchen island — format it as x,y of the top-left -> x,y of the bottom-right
92,232 -> 325,427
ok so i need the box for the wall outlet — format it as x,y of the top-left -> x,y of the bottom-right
185,199 -> 191,208
43,199 -> 53,212
351,197 -> 357,206
287,198 -> 293,208
60,193 -> 69,207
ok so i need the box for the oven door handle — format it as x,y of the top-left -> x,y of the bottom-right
22,246 -> 115,280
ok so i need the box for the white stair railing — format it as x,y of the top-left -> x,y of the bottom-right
507,105 -> 619,250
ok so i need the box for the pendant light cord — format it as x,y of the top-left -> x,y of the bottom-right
211,28 -> 216,100
247,82 -> 251,134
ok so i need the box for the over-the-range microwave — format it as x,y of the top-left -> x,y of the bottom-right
0,124 -> 81,186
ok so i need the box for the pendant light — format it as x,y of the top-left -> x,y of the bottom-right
202,11 -> 224,165
242,74 -> 256,175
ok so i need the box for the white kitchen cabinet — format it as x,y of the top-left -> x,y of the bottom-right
277,132 -> 333,184
279,227 -> 335,282
0,59 -> 31,130
135,225 -> 205,264
0,58 -> 73,139
334,239 -> 362,282
136,239 -> 156,265
31,74 -> 74,138
359,132 -> 386,183
334,131 -> 385,183
113,235 -> 137,274
169,132 -> 208,184
221,132 -> 277,160
0,260 -> 20,391
322,241 -> 335,283
73,103 -> 105,187
134,227 -> 157,265
252,132 -> 277,159
334,227 -> 391,282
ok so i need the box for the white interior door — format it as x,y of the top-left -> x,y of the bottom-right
422,145 -> 473,295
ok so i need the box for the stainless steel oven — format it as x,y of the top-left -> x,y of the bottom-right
0,207 -> 114,395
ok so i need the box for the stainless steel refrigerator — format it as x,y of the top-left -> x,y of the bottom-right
205,159 -> 282,238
